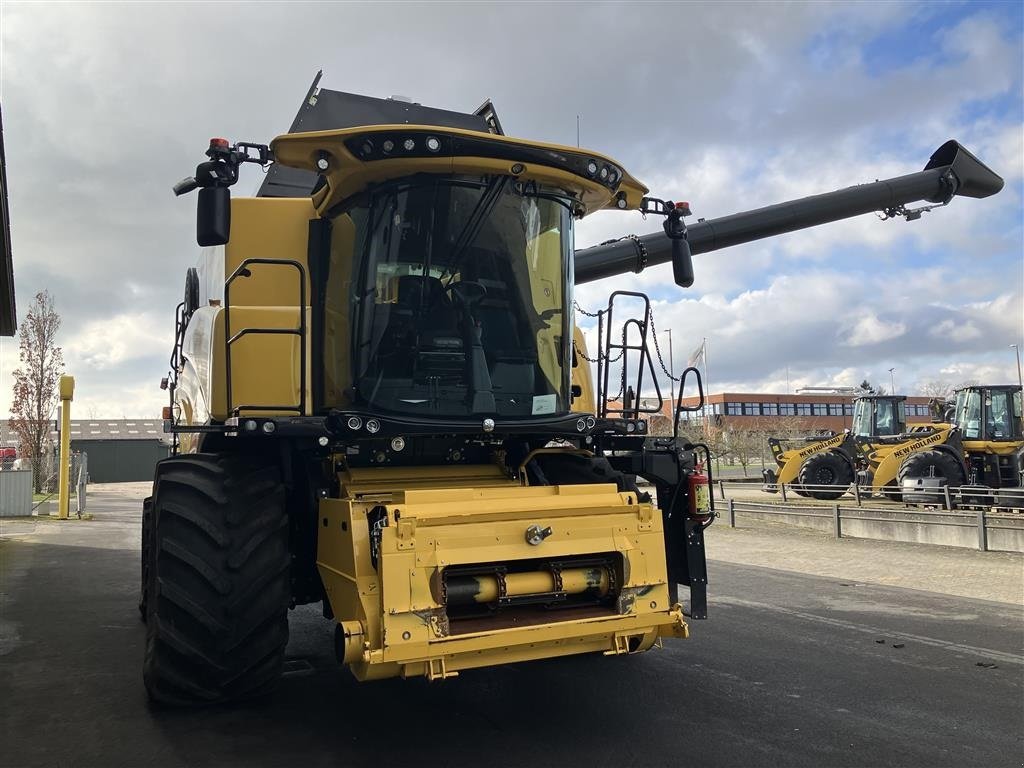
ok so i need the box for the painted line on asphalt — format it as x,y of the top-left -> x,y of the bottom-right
713,595 -> 1024,666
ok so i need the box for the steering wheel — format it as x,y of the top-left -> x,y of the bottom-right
446,280 -> 488,307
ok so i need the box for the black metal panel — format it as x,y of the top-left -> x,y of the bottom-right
258,73 -> 491,198
0,104 -> 15,336
72,440 -> 171,483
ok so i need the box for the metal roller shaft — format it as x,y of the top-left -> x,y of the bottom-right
446,567 -> 611,607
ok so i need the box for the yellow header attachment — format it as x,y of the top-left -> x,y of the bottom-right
270,125 -> 648,216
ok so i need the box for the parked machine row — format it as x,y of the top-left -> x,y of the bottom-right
763,386 -> 1023,504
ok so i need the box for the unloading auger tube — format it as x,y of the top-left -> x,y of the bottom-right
573,140 -> 1004,284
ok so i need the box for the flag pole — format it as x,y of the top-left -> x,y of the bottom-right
702,337 -> 710,437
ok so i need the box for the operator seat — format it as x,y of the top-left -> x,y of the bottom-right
376,275 -> 463,379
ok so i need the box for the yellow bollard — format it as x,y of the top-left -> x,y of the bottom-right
57,375 -> 75,520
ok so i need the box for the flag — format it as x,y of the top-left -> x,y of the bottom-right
687,340 -> 705,368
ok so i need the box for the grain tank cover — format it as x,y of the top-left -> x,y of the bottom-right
258,72 -> 494,198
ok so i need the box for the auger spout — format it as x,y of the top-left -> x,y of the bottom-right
574,140 -> 1003,284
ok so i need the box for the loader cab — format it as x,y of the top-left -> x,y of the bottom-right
851,395 -> 906,438
953,385 -> 1024,442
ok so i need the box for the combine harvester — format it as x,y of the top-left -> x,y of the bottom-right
143,73 -> 1003,704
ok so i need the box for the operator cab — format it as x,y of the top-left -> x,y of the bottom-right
339,174 -> 573,417
851,395 -> 907,438
953,385 -> 1024,442
266,122 -> 648,428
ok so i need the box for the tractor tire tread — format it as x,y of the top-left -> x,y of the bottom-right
797,451 -> 853,501
143,452 -> 289,706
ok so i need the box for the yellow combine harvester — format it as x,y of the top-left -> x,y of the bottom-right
140,74 -> 1003,704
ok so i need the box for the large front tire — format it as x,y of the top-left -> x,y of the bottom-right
797,452 -> 853,501
139,496 -> 153,622
897,449 -> 966,492
143,453 -> 290,706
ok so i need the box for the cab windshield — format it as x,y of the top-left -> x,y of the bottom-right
342,175 -> 572,419
954,390 -> 982,439
851,399 -> 872,437
852,397 -> 904,437
956,389 -> 1024,441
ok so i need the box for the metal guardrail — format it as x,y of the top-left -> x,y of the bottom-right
720,497 -> 1024,552
719,479 -> 1024,510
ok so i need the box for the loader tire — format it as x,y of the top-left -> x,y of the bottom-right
797,452 -> 853,501
898,450 -> 966,488
143,453 -> 289,706
139,496 -> 154,622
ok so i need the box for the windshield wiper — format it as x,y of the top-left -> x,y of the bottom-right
441,176 -> 508,287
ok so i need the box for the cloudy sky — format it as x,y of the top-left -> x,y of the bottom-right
1,1 -> 1021,418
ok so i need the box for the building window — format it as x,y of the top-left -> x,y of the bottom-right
762,402 -> 779,416
844,404 -> 854,416
712,403 -> 722,415
828,403 -> 843,416
779,403 -> 795,416
796,403 -> 812,415
726,402 -> 742,415
743,402 -> 761,415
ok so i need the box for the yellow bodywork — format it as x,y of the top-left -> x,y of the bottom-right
271,124 -> 649,216
860,425 -> 953,491
771,432 -> 848,486
317,464 -> 687,681
171,126 -> 687,680
177,184 -> 615,427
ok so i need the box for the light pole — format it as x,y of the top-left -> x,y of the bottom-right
888,367 -> 896,394
1011,344 -> 1023,389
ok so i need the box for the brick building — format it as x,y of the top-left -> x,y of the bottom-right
671,397 -> 937,434
644,392 -> 934,434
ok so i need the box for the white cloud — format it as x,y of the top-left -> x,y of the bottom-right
1,2 -> 1020,413
65,313 -> 170,370
842,314 -> 908,347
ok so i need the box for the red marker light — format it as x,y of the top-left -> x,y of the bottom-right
675,201 -> 692,216
209,137 -> 230,150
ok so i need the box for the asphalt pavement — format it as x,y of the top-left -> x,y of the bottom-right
1,485 -> 1021,768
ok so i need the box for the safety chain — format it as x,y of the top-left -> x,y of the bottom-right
572,300 -> 623,364
647,309 -> 681,383
572,300 -> 602,318
598,234 -> 648,274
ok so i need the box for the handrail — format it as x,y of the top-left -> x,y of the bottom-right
599,291 -> 663,419
223,258 -> 308,416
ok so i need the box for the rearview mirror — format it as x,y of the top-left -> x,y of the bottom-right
197,187 -> 231,246
671,237 -> 694,288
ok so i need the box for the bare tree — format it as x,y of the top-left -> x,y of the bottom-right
9,291 -> 64,493
917,379 -> 957,399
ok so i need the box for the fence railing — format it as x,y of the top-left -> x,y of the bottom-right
1,453 -> 89,516
721,497 -> 1024,552
720,479 -> 1024,510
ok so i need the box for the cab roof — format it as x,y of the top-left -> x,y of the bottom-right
259,73 -> 646,216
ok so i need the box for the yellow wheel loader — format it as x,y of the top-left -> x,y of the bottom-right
762,394 -> 907,500
858,385 -> 1023,504
140,73 -> 1003,705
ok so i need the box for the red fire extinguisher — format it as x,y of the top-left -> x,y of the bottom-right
690,462 -> 711,519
